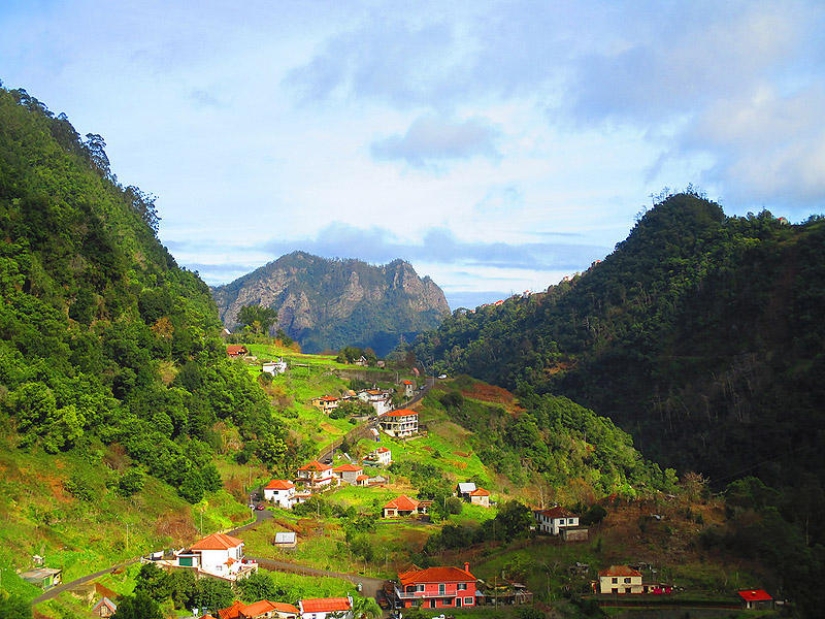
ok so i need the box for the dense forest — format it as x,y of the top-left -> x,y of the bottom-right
413,191 -> 825,614
0,83 -> 309,503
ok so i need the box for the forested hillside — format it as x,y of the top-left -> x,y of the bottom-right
0,83 -> 304,502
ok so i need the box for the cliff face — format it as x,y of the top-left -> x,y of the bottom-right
211,252 -> 450,355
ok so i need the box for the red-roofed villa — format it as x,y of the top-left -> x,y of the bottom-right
393,563 -> 478,610
297,596 -> 353,619
175,533 -> 257,580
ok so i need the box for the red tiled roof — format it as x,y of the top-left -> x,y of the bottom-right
738,589 -> 772,602
218,600 -> 244,619
381,408 -> 418,418
385,495 -> 419,511
226,345 -> 247,356
598,565 -> 642,578
470,488 -> 490,496
538,506 -> 574,519
239,599 -> 277,617
270,602 -> 300,614
191,533 -> 243,551
300,597 -> 352,613
298,460 -> 332,472
334,463 -> 363,472
402,380 -> 413,385
400,565 -> 476,586
319,395 -> 339,402
265,479 -> 295,490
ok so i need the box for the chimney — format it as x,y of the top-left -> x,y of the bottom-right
464,562 -> 470,573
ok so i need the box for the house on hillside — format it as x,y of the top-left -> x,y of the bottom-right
91,597 -> 117,618
597,565 -> 643,594
333,463 -> 363,485
393,563 -> 478,610
468,487 -> 491,507
738,589 -> 773,610
311,395 -> 340,414
296,460 -> 334,489
534,506 -> 580,535
262,359 -> 288,375
363,446 -> 392,466
358,388 -> 393,415
383,495 -> 421,518
226,345 -> 248,358
298,596 -> 353,619
400,379 -> 415,398
262,479 -> 296,509
456,482 -> 476,499
175,533 -> 257,580
218,599 -> 299,619
19,567 -> 62,590
378,408 -> 419,437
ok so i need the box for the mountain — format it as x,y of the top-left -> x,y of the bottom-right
211,252 -> 450,355
414,192 -> 825,489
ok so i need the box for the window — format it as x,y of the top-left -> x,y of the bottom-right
611,578 -> 618,584
416,584 -> 425,592
438,584 -> 446,595
624,577 -> 631,584
464,597 -> 473,605
458,583 -> 467,591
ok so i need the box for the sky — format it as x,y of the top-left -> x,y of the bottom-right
2,1 -> 824,310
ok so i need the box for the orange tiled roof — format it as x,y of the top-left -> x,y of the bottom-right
381,408 -> 418,418
191,533 -> 243,551
598,565 -> 642,577
265,479 -> 295,490
239,599 -> 277,617
300,597 -> 351,613
298,460 -> 332,472
400,565 -> 475,585
537,506 -> 574,518
270,602 -> 300,614
469,488 -> 490,496
217,600 -> 244,619
384,495 -> 419,511
334,464 -> 363,472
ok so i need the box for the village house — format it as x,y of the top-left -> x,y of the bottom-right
378,408 -> 419,438
19,567 -> 62,590
333,463 -> 363,485
363,446 -> 392,466
534,506 -> 580,535
226,345 -> 249,358
175,533 -> 257,581
357,388 -> 393,415
393,563 -> 478,611
311,395 -> 340,414
456,482 -> 476,498
274,531 -> 297,550
597,565 -> 643,594
295,460 -> 334,490
91,597 -> 117,618
262,479 -> 296,509
383,495 -> 421,518
400,379 -> 415,398
297,596 -> 353,619
468,487 -> 491,507
218,599 -> 300,619
738,589 -> 773,610
262,359 -> 288,375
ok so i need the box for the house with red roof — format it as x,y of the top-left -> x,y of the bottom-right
311,395 -> 340,414
378,408 -> 419,438
218,600 -> 299,619
393,563 -> 478,610
226,345 -> 248,358
468,487 -> 491,507
297,596 -> 353,619
400,379 -> 415,398
598,565 -> 643,594
296,460 -> 334,489
383,495 -> 421,518
175,533 -> 257,580
364,446 -> 392,466
333,463 -> 363,485
263,479 -> 296,509
534,506 -> 580,535
738,589 -> 773,610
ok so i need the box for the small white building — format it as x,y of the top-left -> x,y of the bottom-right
296,460 -> 334,489
175,533 -> 257,580
364,446 -> 392,466
358,389 -> 393,415
262,359 -> 288,375
333,463 -> 364,485
534,506 -> 580,535
263,479 -> 297,509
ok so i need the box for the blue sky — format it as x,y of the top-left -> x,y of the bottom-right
2,1 -> 823,309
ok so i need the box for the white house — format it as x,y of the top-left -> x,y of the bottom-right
296,460 -> 334,489
262,359 -> 288,375
298,596 -> 353,619
534,506 -> 580,535
263,479 -> 297,509
357,389 -> 393,415
364,446 -> 392,466
333,463 -> 364,485
378,409 -> 419,438
175,533 -> 257,580
598,565 -> 643,594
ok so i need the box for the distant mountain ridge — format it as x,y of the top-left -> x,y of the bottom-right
211,252 -> 450,355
